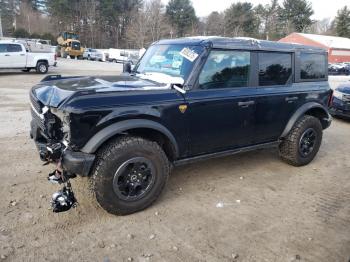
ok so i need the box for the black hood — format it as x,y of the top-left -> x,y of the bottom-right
31,75 -> 169,107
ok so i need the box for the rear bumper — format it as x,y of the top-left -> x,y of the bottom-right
30,120 -> 95,177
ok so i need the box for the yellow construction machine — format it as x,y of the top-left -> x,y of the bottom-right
56,32 -> 84,59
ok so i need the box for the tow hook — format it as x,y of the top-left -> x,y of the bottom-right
48,163 -> 77,213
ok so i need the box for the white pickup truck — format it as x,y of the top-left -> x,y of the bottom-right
0,40 -> 57,74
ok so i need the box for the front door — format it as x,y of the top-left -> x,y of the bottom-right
186,49 -> 256,156
0,44 -> 12,68
7,44 -> 27,67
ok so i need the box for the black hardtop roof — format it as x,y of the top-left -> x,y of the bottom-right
156,36 -> 327,53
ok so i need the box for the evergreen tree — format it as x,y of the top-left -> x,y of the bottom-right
335,6 -> 350,38
165,0 -> 197,37
255,0 -> 281,40
279,0 -> 314,33
224,2 -> 258,37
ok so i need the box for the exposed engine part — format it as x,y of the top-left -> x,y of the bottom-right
48,170 -> 65,184
39,142 -> 63,162
51,181 -> 77,213
47,143 -> 63,160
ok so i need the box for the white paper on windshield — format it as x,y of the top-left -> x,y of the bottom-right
179,47 -> 199,62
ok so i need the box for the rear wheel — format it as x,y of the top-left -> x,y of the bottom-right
36,62 -> 48,74
279,115 -> 323,166
91,136 -> 170,215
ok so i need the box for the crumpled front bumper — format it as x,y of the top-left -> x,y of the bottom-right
30,120 -> 95,177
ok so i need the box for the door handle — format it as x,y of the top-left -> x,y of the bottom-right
20,54 -> 25,56
238,101 -> 255,107
285,96 -> 298,102
4,54 -> 10,56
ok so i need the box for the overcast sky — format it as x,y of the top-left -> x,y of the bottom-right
161,0 -> 349,20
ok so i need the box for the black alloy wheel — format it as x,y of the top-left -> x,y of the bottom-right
113,157 -> 156,201
298,128 -> 317,157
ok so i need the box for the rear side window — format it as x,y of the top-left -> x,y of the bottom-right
0,44 -> 7,52
199,50 -> 250,89
7,44 -> 22,52
300,53 -> 326,80
258,52 -> 292,86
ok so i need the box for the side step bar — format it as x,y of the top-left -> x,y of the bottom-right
173,141 -> 279,166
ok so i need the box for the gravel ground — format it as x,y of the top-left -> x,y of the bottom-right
0,59 -> 350,262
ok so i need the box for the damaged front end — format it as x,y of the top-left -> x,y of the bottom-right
29,81 -> 95,212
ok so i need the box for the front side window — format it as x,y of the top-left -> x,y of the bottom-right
300,53 -> 326,80
7,44 -> 22,52
199,50 -> 250,89
259,52 -> 292,86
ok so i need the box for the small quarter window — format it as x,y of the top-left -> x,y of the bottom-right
258,52 -> 292,86
199,50 -> 250,89
300,53 -> 326,80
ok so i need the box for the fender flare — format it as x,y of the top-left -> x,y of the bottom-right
280,102 -> 331,138
80,119 -> 179,156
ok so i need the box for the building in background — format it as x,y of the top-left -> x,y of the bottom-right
279,33 -> 350,63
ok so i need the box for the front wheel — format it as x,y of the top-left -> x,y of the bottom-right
279,115 -> 323,166
91,136 -> 170,215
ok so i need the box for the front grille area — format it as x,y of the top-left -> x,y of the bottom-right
31,109 -> 46,132
30,92 -> 42,114
343,94 -> 350,103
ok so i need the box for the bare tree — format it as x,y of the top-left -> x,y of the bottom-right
127,0 -> 172,48
147,0 -> 169,42
204,11 -> 225,36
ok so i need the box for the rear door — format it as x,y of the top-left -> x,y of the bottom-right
186,49 -> 257,156
254,51 -> 299,143
7,44 -> 27,67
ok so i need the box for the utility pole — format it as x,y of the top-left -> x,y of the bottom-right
0,12 -> 3,38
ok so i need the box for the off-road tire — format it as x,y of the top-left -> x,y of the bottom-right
36,62 -> 48,74
279,115 -> 323,166
91,136 -> 170,215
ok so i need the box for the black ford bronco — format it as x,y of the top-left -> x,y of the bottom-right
30,37 -> 332,215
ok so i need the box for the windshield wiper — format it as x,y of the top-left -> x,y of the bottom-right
171,84 -> 186,94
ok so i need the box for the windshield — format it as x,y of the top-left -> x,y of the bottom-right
134,44 -> 204,80
71,41 -> 81,50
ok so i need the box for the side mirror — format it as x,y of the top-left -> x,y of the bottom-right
123,62 -> 132,73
